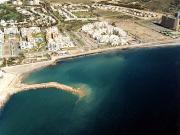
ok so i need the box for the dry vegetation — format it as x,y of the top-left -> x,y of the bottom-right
115,20 -> 171,42
45,0 -> 94,4
119,0 -> 179,12
46,0 -> 179,12
93,9 -> 134,20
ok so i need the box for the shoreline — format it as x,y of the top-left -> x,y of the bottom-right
53,38 -> 180,64
2,38 -> 180,74
0,39 -> 180,109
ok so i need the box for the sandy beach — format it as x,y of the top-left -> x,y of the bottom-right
0,39 -> 180,109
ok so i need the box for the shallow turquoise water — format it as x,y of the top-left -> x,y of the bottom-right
0,46 -> 180,135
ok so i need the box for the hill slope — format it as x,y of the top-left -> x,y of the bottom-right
46,0 -> 179,12
117,0 -> 180,12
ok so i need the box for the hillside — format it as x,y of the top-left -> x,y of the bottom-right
45,0 -> 180,12
45,0 -> 93,4
116,0 -> 180,12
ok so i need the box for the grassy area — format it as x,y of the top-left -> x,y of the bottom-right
54,11 -> 65,21
4,53 -> 26,66
36,42 -> 47,52
99,0 -> 179,13
0,4 -> 25,21
98,1 -> 144,10
45,0 -> 93,4
58,20 -> 92,31
68,31 -> 85,47
32,33 -> 47,51
32,33 -> 45,38
72,11 -> 97,18
93,9 -> 121,17
93,9 -> 134,20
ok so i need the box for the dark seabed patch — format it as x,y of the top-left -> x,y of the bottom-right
0,46 -> 180,135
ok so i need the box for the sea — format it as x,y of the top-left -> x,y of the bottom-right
0,46 -> 180,135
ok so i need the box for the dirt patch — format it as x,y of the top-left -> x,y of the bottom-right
105,18 -> 171,43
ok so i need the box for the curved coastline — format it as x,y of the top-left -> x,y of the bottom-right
0,39 -> 180,110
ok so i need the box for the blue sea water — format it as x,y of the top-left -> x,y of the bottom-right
0,46 -> 180,135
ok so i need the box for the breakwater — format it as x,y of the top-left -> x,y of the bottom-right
14,82 -> 85,97
0,81 -> 85,109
